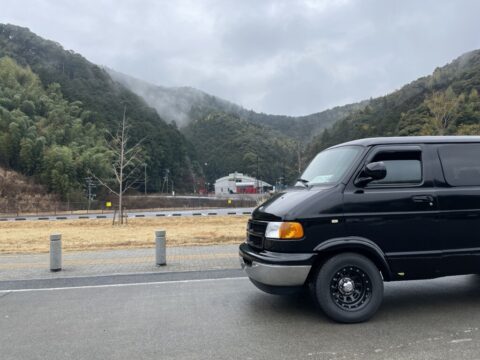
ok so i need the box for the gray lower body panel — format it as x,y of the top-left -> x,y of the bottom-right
240,257 -> 311,286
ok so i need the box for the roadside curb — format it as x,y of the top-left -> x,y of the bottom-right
0,268 -> 246,292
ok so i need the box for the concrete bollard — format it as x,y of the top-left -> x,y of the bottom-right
155,230 -> 166,266
50,233 -> 62,272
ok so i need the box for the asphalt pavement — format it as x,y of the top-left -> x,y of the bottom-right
1,272 -> 480,360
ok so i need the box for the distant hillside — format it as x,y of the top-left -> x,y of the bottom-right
306,49 -> 480,158
107,68 -> 367,141
105,68 -> 239,127
2,23 -> 479,196
107,67 -> 367,185
183,112 -> 298,185
0,24 -> 198,195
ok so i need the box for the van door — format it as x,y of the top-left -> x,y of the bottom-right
435,143 -> 480,275
343,145 -> 441,279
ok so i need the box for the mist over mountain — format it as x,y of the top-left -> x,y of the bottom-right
106,67 -> 369,184
106,67 -> 242,128
107,67 -> 367,141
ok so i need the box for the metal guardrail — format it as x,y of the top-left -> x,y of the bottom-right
0,208 -> 254,222
0,196 -> 261,218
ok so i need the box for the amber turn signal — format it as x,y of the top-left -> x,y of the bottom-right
279,222 -> 304,239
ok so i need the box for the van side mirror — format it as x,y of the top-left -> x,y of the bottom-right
355,161 -> 387,186
365,161 -> 387,180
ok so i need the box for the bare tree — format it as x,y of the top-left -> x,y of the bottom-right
91,106 -> 144,224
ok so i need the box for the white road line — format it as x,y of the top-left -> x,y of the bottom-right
0,276 -> 247,294
450,338 -> 472,344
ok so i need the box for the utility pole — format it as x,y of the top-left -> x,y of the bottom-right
256,155 -> 259,193
162,169 -> 170,194
144,163 -> 147,196
84,177 -> 96,212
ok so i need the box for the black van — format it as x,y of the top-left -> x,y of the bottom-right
239,136 -> 480,323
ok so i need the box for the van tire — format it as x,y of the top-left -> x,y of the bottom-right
313,252 -> 383,323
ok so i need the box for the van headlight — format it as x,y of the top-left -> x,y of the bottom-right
265,222 -> 304,240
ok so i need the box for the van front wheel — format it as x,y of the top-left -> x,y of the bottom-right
313,253 -> 383,323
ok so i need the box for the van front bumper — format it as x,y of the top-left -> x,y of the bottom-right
239,243 -> 315,288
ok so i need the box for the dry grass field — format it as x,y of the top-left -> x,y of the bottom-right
0,216 -> 248,254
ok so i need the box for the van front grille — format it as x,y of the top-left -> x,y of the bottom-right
246,220 -> 267,249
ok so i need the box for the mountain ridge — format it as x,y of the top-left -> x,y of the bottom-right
1,23 -> 479,198
0,23 -> 199,195
106,67 -> 368,141
306,48 -> 480,157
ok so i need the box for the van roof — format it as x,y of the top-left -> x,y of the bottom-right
333,136 -> 480,148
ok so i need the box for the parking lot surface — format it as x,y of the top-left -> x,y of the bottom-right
1,274 -> 480,360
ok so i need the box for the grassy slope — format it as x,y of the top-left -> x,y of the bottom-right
0,166 -> 59,213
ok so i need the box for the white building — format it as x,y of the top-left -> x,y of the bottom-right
214,172 -> 272,195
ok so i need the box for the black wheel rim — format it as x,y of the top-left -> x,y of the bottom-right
329,265 -> 372,311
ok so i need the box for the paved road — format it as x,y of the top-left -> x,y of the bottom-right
0,207 -> 254,222
1,273 -> 480,359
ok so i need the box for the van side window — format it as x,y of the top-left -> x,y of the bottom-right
368,150 -> 422,186
438,144 -> 480,186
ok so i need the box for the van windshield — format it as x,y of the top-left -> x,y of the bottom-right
298,146 -> 362,186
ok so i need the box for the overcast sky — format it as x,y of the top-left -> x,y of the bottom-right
2,0 -> 480,116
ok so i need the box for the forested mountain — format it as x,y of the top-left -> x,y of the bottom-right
107,68 -> 366,141
0,56 -> 110,198
306,50 -> 480,158
2,23 -> 480,199
183,112 -> 299,187
0,24 -> 197,197
0,23 -> 364,198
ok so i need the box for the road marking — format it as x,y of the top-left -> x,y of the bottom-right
450,338 -> 472,344
0,276 -> 247,294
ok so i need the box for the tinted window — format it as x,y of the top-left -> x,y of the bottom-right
438,144 -> 480,186
368,150 -> 422,186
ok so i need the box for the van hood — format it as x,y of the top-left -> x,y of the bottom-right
252,185 -> 342,221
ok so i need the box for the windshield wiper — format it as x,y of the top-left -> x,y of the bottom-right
296,178 -> 309,187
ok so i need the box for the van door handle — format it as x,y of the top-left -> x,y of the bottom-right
412,195 -> 434,204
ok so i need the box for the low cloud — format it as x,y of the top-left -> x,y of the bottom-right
2,0 -> 480,115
